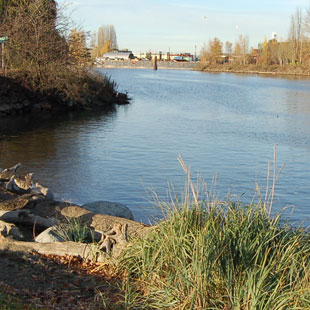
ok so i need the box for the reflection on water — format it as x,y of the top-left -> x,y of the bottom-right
0,108 -> 117,166
0,69 -> 310,225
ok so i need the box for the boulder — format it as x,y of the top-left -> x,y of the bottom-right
0,220 -> 23,240
83,201 -> 134,220
60,205 -> 93,220
35,226 -> 65,243
0,104 -> 11,113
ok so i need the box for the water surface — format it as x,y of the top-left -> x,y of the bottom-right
1,69 -> 310,224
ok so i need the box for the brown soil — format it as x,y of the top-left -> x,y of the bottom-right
0,249 -> 122,309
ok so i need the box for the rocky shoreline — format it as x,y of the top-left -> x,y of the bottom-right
0,75 -> 129,117
0,163 -> 151,261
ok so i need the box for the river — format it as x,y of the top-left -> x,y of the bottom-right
1,69 -> 310,225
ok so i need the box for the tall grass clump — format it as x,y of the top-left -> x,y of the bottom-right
117,157 -> 310,310
55,216 -> 94,243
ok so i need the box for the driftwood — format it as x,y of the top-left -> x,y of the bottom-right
98,223 -> 128,255
0,209 -> 58,229
0,239 -> 106,262
5,173 -> 33,194
0,163 -> 155,260
60,206 -> 151,239
0,193 -> 45,211
0,223 -> 130,262
0,163 -> 22,181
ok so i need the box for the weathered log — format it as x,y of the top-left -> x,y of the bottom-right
0,220 -> 24,239
0,163 -> 22,181
0,239 -> 106,262
0,209 -> 58,228
60,205 -> 152,238
5,173 -> 33,194
33,182 -> 54,200
0,193 -> 45,211
98,223 -> 128,254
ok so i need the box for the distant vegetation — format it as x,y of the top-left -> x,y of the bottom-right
199,6 -> 310,75
0,0 -> 127,109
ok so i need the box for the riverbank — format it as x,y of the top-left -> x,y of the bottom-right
0,73 -> 129,117
197,63 -> 310,77
0,163 -> 150,309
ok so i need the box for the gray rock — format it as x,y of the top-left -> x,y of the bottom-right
83,201 -> 134,220
0,104 -> 11,113
0,220 -> 24,240
12,103 -> 23,110
33,103 -> 41,110
35,226 -> 65,243
22,99 -> 30,107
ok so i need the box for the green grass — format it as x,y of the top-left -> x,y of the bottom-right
115,158 -> 310,310
55,216 -> 95,243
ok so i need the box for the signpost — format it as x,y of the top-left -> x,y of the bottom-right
0,36 -> 8,43
0,36 -> 8,74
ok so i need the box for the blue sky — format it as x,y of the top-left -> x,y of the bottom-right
57,0 -> 310,53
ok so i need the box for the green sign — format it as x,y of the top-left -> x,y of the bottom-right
0,36 -> 8,42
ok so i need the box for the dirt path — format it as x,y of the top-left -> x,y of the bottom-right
0,249 -> 122,309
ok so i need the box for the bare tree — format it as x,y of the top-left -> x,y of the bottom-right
234,41 -> 242,64
105,24 -> 118,50
237,34 -> 249,65
304,6 -> 310,35
95,24 -> 118,56
225,41 -> 232,55
288,8 -> 303,64
261,37 -> 270,65
1,0 -> 69,91
200,43 -> 209,64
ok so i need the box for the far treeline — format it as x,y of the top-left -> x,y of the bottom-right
200,7 -> 310,75
0,0 -> 127,111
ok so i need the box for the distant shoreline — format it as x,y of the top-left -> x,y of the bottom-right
197,64 -> 310,78
97,60 -> 195,70
98,61 -> 310,78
